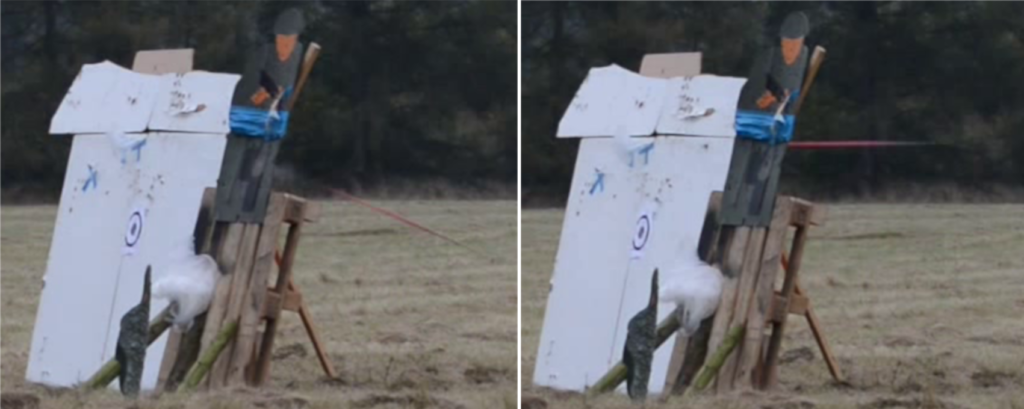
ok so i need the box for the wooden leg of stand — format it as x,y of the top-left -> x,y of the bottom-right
274,251 -> 338,379
782,253 -> 843,383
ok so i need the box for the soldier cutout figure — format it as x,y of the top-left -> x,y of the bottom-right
721,12 -> 810,227
215,9 -> 305,223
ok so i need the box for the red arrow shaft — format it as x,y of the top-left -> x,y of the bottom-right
788,141 -> 933,150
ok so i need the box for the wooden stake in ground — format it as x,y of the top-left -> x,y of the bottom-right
685,325 -> 745,397
181,321 -> 239,392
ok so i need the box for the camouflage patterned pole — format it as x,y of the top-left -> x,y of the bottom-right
622,269 -> 659,402
115,266 -> 152,397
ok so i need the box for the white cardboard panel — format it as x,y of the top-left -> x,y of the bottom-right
656,76 -> 746,138
557,65 -> 668,138
148,72 -> 241,134
49,62 -> 161,135
533,136 -> 734,394
556,65 -> 746,139
26,132 -> 226,390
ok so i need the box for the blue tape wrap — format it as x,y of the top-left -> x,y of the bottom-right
735,110 -> 797,144
229,107 -> 290,141
228,87 -> 294,141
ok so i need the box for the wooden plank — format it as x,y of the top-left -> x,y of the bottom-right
157,327 -> 182,387
196,223 -> 245,388
705,227 -> 749,390
253,206 -> 306,385
791,198 -> 826,227
761,225 -> 810,388
261,289 -> 303,318
665,316 -> 714,396
716,227 -> 767,392
662,310 -> 690,393
180,321 -> 239,392
684,325 -> 745,397
790,294 -> 809,315
226,194 -> 288,386
736,198 -> 792,389
283,194 -> 308,225
720,142 -> 752,225
207,223 -> 262,388
302,200 -> 321,223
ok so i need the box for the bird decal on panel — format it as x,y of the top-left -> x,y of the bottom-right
153,237 -> 220,332
623,269 -> 658,402
115,266 -> 151,397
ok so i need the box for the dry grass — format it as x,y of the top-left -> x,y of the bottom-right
522,204 -> 1024,409
1,200 -> 517,408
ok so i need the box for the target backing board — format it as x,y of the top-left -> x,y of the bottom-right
25,133 -> 226,389
534,57 -> 745,394
27,56 -> 238,390
533,136 -> 734,394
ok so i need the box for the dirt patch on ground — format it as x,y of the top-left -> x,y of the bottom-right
352,393 -> 466,409
1,392 -> 41,409
463,364 -> 511,385
971,369 -> 1017,388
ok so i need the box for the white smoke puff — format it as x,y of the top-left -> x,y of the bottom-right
658,241 -> 724,336
153,237 -> 220,331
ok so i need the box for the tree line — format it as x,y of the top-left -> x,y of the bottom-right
522,1 -> 1024,203
1,1 -> 517,201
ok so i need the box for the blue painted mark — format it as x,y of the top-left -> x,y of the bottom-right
628,143 -> 656,168
130,138 -> 147,162
83,166 -> 98,192
636,143 -> 654,165
589,170 -> 605,195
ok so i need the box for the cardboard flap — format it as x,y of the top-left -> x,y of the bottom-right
656,76 -> 747,138
50,58 -> 240,135
556,62 -> 747,139
557,65 -> 669,138
148,72 -> 241,134
49,61 -> 161,134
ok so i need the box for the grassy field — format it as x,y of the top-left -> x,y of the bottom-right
1,200 -> 517,409
522,204 -> 1024,409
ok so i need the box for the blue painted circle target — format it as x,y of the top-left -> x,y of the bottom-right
125,211 -> 144,248
633,214 -> 651,251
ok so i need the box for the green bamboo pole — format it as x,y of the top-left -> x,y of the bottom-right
684,325 -> 745,397
587,313 -> 682,395
180,321 -> 239,392
82,306 -> 174,390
